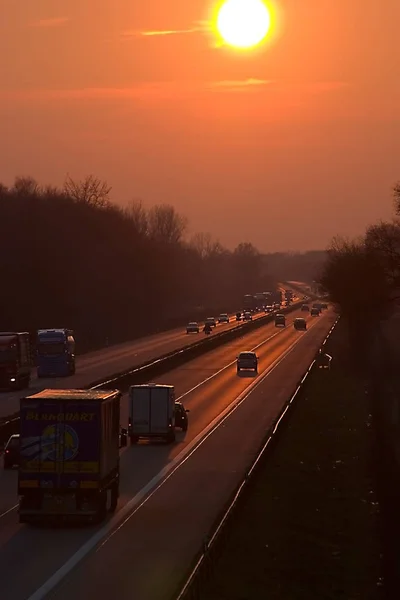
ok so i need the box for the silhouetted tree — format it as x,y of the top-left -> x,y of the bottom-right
394,182 -> 400,216
148,204 -> 187,245
364,222 -> 400,288
0,175 -> 274,352
63,174 -> 111,208
320,236 -> 391,321
124,199 -> 149,237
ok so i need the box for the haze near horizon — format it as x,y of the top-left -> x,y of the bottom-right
1,0 -> 399,252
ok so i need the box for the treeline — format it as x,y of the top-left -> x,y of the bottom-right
0,175 -> 275,352
319,182 -> 400,345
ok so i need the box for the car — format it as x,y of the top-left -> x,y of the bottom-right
237,351 -> 258,373
320,302 -> 328,309
205,317 -> 217,328
218,313 -> 230,323
312,302 -> 322,311
174,401 -> 189,431
186,321 -> 200,334
275,313 -> 286,327
301,304 -> 310,312
310,307 -> 320,316
244,311 -> 252,321
274,303 -> 281,309
294,317 -> 307,330
265,305 -> 274,313
236,312 -> 242,321
3,434 -> 19,469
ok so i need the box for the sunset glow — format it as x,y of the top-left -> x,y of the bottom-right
216,0 -> 271,49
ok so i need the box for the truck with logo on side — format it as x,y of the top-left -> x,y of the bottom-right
18,388 -> 127,524
0,332 -> 31,390
36,329 -> 75,377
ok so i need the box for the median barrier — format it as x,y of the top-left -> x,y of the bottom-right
0,302 -> 302,448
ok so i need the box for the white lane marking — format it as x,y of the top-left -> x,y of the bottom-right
0,504 -> 18,519
26,316 -> 323,600
176,316 -> 297,402
0,310 -> 306,518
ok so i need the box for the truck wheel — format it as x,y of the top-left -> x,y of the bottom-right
109,482 -> 119,513
130,435 -> 139,445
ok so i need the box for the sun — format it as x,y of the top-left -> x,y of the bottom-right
216,0 -> 271,49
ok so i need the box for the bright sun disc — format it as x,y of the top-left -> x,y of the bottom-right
217,0 -> 271,49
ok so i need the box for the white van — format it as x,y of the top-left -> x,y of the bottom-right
128,384 -> 176,444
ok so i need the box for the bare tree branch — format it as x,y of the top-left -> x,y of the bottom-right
148,204 -> 187,244
63,174 -> 111,208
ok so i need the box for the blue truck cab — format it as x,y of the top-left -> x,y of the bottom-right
37,329 -> 75,377
18,388 -> 123,523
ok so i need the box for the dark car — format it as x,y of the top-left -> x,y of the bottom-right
205,317 -> 217,328
311,307 -> 320,317
3,434 -> 19,469
237,351 -> 258,373
175,401 -> 189,431
275,314 -> 286,327
301,304 -> 310,312
294,317 -> 307,331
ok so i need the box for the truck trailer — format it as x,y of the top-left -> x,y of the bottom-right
0,332 -> 31,390
128,384 -> 178,444
18,388 -> 124,523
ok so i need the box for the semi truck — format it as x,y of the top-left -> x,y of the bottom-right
0,332 -> 31,390
270,290 -> 283,305
37,329 -> 75,377
254,293 -> 266,310
128,384 -> 188,444
243,294 -> 257,313
18,388 -> 125,523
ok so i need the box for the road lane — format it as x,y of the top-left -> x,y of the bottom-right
0,305 -> 304,517
44,312 -> 337,600
0,304 -> 317,600
0,307 -> 273,418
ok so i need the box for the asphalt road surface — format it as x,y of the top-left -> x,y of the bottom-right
0,306 -> 276,419
0,305 -> 334,600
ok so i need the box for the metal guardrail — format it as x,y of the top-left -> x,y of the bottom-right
174,315 -> 341,600
0,301 -> 303,448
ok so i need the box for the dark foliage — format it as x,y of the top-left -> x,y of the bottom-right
319,183 -> 400,331
0,176 -> 275,352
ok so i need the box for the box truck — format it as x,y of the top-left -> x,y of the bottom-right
18,388 -> 125,523
128,384 -> 188,444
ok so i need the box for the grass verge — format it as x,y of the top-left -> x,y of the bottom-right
191,319 -> 383,599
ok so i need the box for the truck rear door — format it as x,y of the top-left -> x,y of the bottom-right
131,388 -> 151,434
150,387 -> 170,434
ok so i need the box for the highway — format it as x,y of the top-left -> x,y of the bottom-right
0,306 -> 275,419
0,304 -> 333,600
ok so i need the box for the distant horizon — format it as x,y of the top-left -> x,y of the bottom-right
1,1 -> 399,251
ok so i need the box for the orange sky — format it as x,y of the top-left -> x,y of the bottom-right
1,0 -> 399,251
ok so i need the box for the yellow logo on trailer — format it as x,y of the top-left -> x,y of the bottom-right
41,424 -> 79,461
